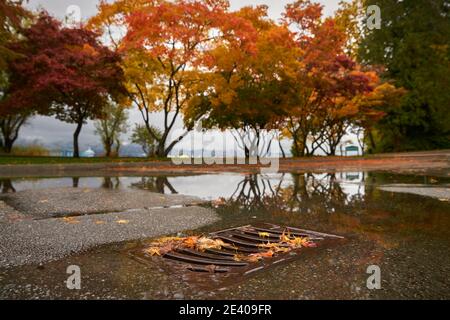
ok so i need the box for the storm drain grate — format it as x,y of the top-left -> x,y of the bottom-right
128,223 -> 344,276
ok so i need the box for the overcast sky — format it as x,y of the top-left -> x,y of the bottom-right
20,0 -> 344,152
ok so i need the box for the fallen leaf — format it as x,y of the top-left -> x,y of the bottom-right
280,230 -> 292,243
62,217 -> 80,224
195,237 -> 235,251
183,236 -> 200,249
259,250 -> 274,258
116,220 -> 129,224
144,247 -> 161,256
287,236 -> 316,248
259,242 -> 290,253
258,232 -> 271,238
244,254 -> 263,262
155,237 -> 184,244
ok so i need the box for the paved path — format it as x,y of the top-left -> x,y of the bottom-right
0,188 -> 219,267
0,187 -> 204,219
0,206 -> 218,268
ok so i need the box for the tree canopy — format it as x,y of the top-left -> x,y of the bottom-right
1,0 -> 444,157
1,12 -> 127,157
359,0 -> 450,151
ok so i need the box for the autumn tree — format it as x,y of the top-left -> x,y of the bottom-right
90,0 -> 256,157
131,123 -> 162,157
2,13 -> 127,157
351,82 -> 406,154
0,0 -> 30,153
185,5 -> 296,160
95,101 -> 128,157
0,0 -> 29,71
283,0 -> 375,156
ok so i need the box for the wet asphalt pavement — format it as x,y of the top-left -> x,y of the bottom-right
0,188 -> 219,268
0,170 -> 449,300
0,187 -> 205,219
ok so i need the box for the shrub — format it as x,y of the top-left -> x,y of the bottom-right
11,144 -> 49,156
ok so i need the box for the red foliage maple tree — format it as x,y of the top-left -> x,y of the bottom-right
2,12 -> 127,157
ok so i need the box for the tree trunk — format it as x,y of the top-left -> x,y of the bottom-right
73,120 -> 84,158
256,129 -> 261,162
3,137 -> 14,153
163,131 -> 190,157
157,141 -> 166,158
0,115 -> 28,154
279,139 -> 286,159
294,135 -> 307,157
368,130 -> 376,154
114,138 -> 121,157
244,146 -> 250,162
105,140 -> 112,158
328,144 -> 337,156
1,179 -> 16,193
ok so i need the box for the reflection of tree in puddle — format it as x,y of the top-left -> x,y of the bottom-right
223,173 -> 364,216
130,177 -> 178,194
0,179 -> 16,193
216,172 -> 449,250
227,174 -> 279,210
101,177 -> 121,189
72,177 -> 80,188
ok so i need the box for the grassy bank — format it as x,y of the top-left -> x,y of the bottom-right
0,156 -> 169,165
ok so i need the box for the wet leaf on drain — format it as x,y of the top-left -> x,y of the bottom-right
258,232 -> 271,238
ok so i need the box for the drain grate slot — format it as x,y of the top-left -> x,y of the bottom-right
215,235 -> 269,248
249,226 -> 316,238
164,251 -> 249,267
177,248 -> 237,261
204,248 -> 236,257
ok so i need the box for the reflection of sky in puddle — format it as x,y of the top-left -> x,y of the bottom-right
3,172 -> 366,202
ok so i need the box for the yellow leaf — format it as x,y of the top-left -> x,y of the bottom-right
144,247 -> 161,256
62,217 -> 80,224
258,232 -> 271,238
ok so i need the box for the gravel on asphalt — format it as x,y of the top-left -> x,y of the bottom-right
0,187 -> 206,219
0,206 -> 219,268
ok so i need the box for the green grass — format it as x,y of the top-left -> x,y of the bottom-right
0,156 -> 169,165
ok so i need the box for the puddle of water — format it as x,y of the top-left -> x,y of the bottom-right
0,171 -> 449,299
2,172 -> 448,199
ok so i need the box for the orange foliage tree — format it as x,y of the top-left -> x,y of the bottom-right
184,5 -> 299,159
90,0 -> 256,157
283,0 -> 378,156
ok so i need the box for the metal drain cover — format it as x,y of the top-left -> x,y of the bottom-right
128,223 -> 345,285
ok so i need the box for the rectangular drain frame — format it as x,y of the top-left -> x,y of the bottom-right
128,223 -> 345,278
